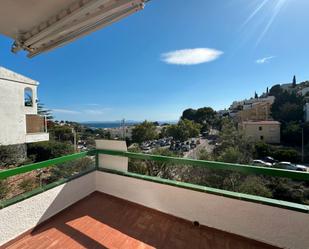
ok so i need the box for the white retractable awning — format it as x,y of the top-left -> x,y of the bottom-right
0,0 -> 146,57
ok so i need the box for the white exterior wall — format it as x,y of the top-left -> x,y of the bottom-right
0,67 -> 48,145
0,172 -> 96,245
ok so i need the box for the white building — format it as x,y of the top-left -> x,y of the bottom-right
298,86 -> 309,96
0,67 -> 49,147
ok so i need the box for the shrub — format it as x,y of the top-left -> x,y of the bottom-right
18,177 -> 38,192
0,144 -> 26,167
46,157 -> 94,184
27,141 -> 74,162
0,180 -> 9,199
271,148 -> 300,163
239,176 -> 272,198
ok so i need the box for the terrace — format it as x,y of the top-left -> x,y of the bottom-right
0,140 -> 308,249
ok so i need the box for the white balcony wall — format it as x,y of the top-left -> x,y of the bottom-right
95,171 -> 309,249
0,172 -> 96,246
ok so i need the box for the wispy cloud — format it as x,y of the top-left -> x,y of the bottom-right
84,103 -> 100,106
161,48 -> 223,65
52,107 -> 112,116
52,108 -> 80,114
84,108 -> 112,115
256,56 -> 275,64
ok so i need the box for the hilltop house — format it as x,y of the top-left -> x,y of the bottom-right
229,96 -> 275,122
240,121 -> 281,144
0,67 -> 49,159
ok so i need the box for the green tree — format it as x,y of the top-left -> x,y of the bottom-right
131,121 -> 157,144
50,126 -> 75,142
166,119 -> 201,141
292,75 -> 297,88
195,107 -> 216,125
37,101 -> 53,121
281,122 -> 302,146
181,107 -> 217,129
269,84 -> 282,97
215,118 -> 254,164
271,91 -> 304,122
181,108 -> 197,121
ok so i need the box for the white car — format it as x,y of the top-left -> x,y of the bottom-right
276,162 -> 307,172
252,160 -> 272,167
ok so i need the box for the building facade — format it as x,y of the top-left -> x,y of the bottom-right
231,96 -> 275,122
0,67 -> 49,147
240,121 -> 281,144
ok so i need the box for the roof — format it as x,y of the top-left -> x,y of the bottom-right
242,121 -> 281,125
0,67 -> 38,85
0,0 -> 146,57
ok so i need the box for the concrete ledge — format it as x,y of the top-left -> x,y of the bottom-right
25,132 -> 49,143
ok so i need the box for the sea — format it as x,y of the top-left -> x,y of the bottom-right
81,120 -> 176,129
81,121 -> 139,129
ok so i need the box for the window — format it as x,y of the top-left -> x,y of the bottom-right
260,136 -> 264,140
259,126 -> 263,131
24,88 -> 33,107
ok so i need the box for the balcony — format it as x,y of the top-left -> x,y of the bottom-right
25,114 -> 49,143
0,140 -> 308,249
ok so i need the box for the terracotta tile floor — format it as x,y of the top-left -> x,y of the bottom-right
2,192 -> 281,249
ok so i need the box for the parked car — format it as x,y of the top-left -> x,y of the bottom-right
190,142 -> 196,149
252,160 -> 272,167
275,162 -> 307,172
182,144 -> 190,152
262,156 -> 278,165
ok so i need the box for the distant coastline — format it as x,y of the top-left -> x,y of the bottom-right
81,120 -> 177,129
81,121 -> 139,129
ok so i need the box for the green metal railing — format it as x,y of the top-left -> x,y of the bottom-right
96,149 -> 309,182
0,149 -> 309,212
0,151 -> 94,180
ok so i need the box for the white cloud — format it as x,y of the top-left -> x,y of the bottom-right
84,103 -> 100,106
161,48 -> 223,65
84,108 -> 112,115
256,56 -> 275,64
52,108 -> 80,114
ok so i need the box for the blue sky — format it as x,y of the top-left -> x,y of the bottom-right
1,0 -> 309,122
